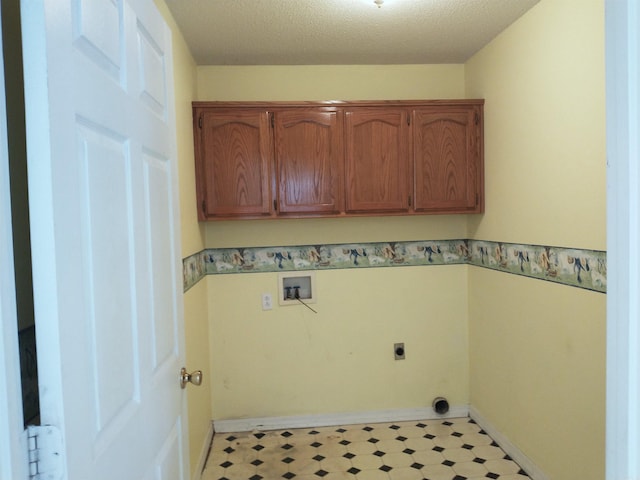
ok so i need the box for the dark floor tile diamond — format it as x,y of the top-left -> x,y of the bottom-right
363,426 -> 374,431
453,476 -> 467,480
518,469 -> 528,475
368,438 -> 380,444
223,446 -> 235,454
283,473 -> 296,479
310,442 -> 322,448
251,459 -> 264,466
252,445 -> 264,451
339,439 -> 351,446
373,450 -> 386,457
490,441 -> 499,447
282,457 -> 295,464
416,422 -> 427,428
220,461 -> 233,468
282,444 -> 294,450
225,435 -> 237,442
254,432 -> 266,439
411,462 -> 424,470
343,452 -> 356,460
389,425 -> 400,430
433,446 -> 445,452
486,473 -> 499,479
479,429 -> 488,435
309,430 -> 320,435
424,433 -> 436,440
348,467 -> 361,475
443,421 -> 453,426
452,432 -> 463,437
249,475 -> 263,480
443,460 -> 455,467
403,448 -> 415,455
336,428 -> 346,433
313,455 -> 325,462
504,455 -> 513,461
462,444 -> 474,450
473,457 -> 486,464
469,418 -> 477,424
379,465 -> 393,472
314,470 -> 328,477
395,436 -> 407,442
219,477 -> 230,480
281,431 -> 293,438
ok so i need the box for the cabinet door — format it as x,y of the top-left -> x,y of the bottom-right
345,108 -> 411,213
195,109 -> 273,218
274,110 -> 344,215
413,107 -> 482,212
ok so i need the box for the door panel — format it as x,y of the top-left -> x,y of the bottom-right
21,0 -> 187,479
345,108 -> 411,213
413,109 -> 478,211
198,110 -> 273,218
275,109 -> 344,214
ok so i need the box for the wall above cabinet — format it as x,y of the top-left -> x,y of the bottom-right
192,100 -> 484,221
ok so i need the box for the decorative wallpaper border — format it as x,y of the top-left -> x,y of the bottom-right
183,240 -> 606,294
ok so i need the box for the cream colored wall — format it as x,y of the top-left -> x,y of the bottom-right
464,1 -> 606,479
209,267 -> 468,419
154,2 -> 212,478
197,64 -> 465,101
465,0 -> 605,250
197,65 -> 472,420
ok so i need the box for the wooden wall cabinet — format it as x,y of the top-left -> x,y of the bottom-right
193,100 -> 483,220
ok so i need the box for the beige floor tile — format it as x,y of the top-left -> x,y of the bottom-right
321,455 -> 353,473
387,466 -> 425,480
432,435 -> 464,449
412,449 -> 445,465
471,444 -> 506,460
372,439 -> 407,454
452,460 -> 489,477
484,458 -> 523,475
403,436 -> 434,452
420,462 -> 457,479
441,447 -> 476,463
347,441 -> 378,455
355,469 -> 391,480
381,451 -> 414,469
350,453 -> 385,470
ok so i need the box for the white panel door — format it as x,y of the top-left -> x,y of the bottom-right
21,0 -> 188,479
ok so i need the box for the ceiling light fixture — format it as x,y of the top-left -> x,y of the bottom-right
374,0 -> 384,8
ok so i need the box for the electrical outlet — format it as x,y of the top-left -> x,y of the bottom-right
262,293 -> 273,311
394,342 -> 405,360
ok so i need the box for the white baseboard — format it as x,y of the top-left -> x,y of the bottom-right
469,406 -> 549,480
213,405 -> 469,433
194,421 -> 214,480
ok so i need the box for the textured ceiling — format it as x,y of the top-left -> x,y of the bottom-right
164,0 -> 540,65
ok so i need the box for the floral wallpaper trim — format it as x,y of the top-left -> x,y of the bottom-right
182,240 -> 606,294
467,240 -> 606,293
182,250 -> 208,292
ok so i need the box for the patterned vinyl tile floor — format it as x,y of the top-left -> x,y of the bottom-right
201,417 -> 532,480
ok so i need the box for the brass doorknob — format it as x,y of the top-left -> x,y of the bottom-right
180,368 -> 203,389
